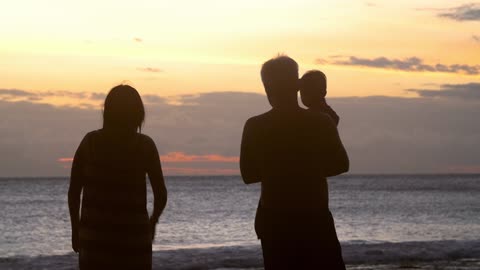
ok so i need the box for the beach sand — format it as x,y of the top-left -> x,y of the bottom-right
1,251 -> 479,270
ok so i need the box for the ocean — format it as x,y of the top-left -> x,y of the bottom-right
1,175 -> 479,269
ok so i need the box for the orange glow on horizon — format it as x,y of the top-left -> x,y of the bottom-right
57,153 -> 240,175
162,167 -> 239,176
160,152 -> 239,163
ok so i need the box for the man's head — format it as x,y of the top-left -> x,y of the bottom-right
300,70 -> 327,108
261,55 -> 299,107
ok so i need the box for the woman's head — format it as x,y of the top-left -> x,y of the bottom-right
103,85 -> 145,132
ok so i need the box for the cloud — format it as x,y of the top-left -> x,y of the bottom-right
137,67 -> 163,73
330,95 -> 480,173
143,94 -> 168,104
1,90 -> 480,176
315,58 -> 329,65
0,91 -> 263,176
445,165 -> 480,174
162,167 -> 239,175
43,90 -> 87,99
0,89 -> 35,97
407,82 -> 480,99
161,152 -> 238,163
27,96 -> 43,101
89,92 -> 106,100
160,152 -> 239,175
439,3 -> 480,21
318,56 -> 480,75
57,152 -> 239,175
57,158 -> 73,169
0,88 -> 108,105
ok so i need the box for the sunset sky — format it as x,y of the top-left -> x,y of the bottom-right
1,1 -> 479,176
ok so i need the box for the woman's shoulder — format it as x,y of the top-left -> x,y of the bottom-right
137,133 -> 156,147
135,134 -> 159,157
136,133 -> 152,141
74,130 -> 101,157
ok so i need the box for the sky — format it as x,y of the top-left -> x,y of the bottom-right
1,0 -> 480,176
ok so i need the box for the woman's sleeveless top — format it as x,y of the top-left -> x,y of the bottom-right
79,130 -> 152,270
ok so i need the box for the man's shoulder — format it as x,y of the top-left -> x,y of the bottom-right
305,108 -> 334,122
82,129 -> 101,142
245,110 -> 273,125
303,109 -> 337,131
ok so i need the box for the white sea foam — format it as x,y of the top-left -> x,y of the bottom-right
1,240 -> 479,270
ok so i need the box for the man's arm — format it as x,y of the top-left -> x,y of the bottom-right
327,106 -> 340,126
240,118 -> 261,184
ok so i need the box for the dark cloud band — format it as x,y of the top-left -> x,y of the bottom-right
0,89 -> 106,102
317,56 -> 480,75
1,90 -> 480,176
439,4 -> 480,21
407,83 -> 480,99
0,89 -> 35,97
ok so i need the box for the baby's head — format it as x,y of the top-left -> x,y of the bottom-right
300,70 -> 327,108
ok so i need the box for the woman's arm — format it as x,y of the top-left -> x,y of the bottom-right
68,135 -> 88,253
145,137 -> 167,240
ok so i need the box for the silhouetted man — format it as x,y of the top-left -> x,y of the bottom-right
240,56 -> 349,269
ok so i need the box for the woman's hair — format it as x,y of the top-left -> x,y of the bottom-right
103,84 -> 145,132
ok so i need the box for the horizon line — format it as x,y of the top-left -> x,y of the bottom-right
1,173 -> 479,179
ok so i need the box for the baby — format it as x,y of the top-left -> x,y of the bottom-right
300,70 -> 339,126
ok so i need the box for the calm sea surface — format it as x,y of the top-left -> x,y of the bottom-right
1,175 -> 479,268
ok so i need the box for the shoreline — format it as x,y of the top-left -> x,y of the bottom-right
2,240 -> 480,270
1,173 -> 480,180
1,255 -> 479,270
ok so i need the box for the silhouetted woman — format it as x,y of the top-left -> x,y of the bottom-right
68,85 -> 167,269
